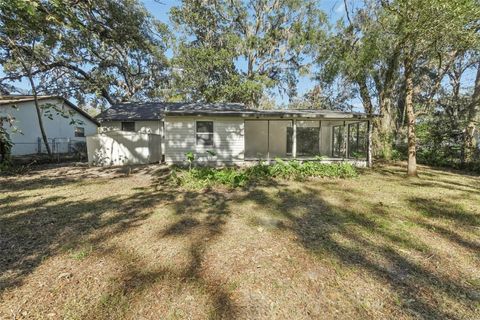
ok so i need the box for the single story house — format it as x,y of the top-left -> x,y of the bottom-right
93,102 -> 373,167
0,95 -> 99,155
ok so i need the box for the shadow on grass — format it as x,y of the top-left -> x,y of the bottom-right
2,163 -> 479,319
0,180 -> 173,292
374,163 -> 480,192
408,197 -> 479,227
1,163 -> 244,318
0,175 -> 88,192
0,163 -> 161,193
160,189 -> 238,319
1,168 -> 240,319
407,197 -> 480,255
79,188 -> 238,319
239,185 -> 479,319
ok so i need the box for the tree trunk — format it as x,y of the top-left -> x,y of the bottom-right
26,73 -> 52,156
13,41 -> 53,157
375,49 -> 399,160
358,77 -> 380,163
463,63 -> 480,164
404,55 -> 417,176
379,92 -> 394,160
358,78 -> 373,115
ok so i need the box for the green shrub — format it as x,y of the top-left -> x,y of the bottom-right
268,159 -> 358,180
391,148 -> 406,161
170,160 -> 358,189
185,151 -> 195,170
0,126 -> 12,170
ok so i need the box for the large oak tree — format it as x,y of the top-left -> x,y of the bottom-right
170,0 -> 326,106
0,0 -> 171,155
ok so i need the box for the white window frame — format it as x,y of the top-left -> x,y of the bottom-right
196,120 -> 214,147
74,126 -> 85,137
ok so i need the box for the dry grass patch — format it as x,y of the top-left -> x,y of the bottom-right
0,162 -> 479,319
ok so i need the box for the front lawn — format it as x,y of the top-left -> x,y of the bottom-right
0,163 -> 479,319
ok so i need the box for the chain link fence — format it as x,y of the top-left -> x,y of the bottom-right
35,138 -> 86,155
10,138 -> 88,164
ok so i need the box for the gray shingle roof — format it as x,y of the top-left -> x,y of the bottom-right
95,102 -> 248,121
96,102 -> 374,121
164,107 -> 373,119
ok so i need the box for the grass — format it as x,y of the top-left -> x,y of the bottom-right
0,162 -> 479,319
69,244 -> 94,261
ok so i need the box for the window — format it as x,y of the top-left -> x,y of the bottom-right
74,126 -> 85,137
121,122 -> 135,132
348,122 -> 367,159
196,121 -> 214,147
332,125 -> 344,158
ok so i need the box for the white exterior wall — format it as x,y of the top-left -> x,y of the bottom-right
100,120 -> 163,135
87,131 -> 161,166
0,98 -> 98,155
100,120 -> 164,158
164,117 -> 367,167
98,121 -> 122,132
165,116 -> 244,165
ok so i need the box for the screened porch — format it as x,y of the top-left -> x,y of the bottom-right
244,119 -> 371,163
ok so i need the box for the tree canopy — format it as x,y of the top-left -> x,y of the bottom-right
170,0 -> 327,107
314,0 -> 480,174
0,0 -> 171,108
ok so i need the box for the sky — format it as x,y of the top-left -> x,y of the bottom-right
141,0 -> 351,106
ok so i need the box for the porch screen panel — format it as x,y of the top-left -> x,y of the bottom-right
348,122 -> 367,159
269,120 -> 293,158
332,125 -> 345,158
245,120 -> 269,159
297,121 -> 320,156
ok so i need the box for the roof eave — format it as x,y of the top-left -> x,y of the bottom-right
97,117 -> 164,123
164,111 -> 375,119
61,99 -> 100,126
0,95 -> 100,126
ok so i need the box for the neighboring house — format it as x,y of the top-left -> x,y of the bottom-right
0,95 -> 99,156
93,102 -> 373,167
